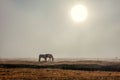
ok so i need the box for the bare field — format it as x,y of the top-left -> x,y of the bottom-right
0,59 -> 120,80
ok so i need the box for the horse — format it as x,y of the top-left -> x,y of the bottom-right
39,54 -> 54,62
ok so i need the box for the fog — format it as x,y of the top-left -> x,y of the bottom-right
0,0 -> 120,59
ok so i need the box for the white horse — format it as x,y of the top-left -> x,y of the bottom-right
39,54 -> 54,62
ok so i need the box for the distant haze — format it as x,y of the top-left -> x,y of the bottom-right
0,0 -> 120,59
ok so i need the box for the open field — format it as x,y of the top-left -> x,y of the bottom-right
0,59 -> 120,80
1,68 -> 120,80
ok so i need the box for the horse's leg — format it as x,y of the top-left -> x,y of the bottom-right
49,57 -> 52,62
39,57 -> 41,62
52,56 -> 54,62
48,57 -> 50,62
48,57 -> 51,62
45,57 -> 47,62
47,57 -> 51,62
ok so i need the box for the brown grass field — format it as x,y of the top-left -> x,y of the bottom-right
0,59 -> 120,80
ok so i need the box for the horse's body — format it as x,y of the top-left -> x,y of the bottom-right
39,54 -> 54,62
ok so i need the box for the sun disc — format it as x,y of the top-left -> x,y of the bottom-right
71,5 -> 87,22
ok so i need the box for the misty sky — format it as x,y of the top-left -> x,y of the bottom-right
0,0 -> 120,59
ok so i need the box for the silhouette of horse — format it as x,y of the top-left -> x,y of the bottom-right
39,54 -> 54,62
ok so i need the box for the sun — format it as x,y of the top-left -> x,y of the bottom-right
71,5 -> 87,22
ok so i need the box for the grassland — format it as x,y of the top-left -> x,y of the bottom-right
0,59 -> 120,80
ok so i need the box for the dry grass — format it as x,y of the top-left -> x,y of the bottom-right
0,59 -> 120,80
0,68 -> 120,80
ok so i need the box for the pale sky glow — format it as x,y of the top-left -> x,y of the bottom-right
0,0 -> 120,59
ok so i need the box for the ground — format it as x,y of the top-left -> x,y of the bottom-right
0,59 -> 120,80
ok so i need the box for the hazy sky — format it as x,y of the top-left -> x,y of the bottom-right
0,0 -> 120,59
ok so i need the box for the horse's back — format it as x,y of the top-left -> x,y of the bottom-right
39,54 -> 46,57
46,54 -> 53,57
